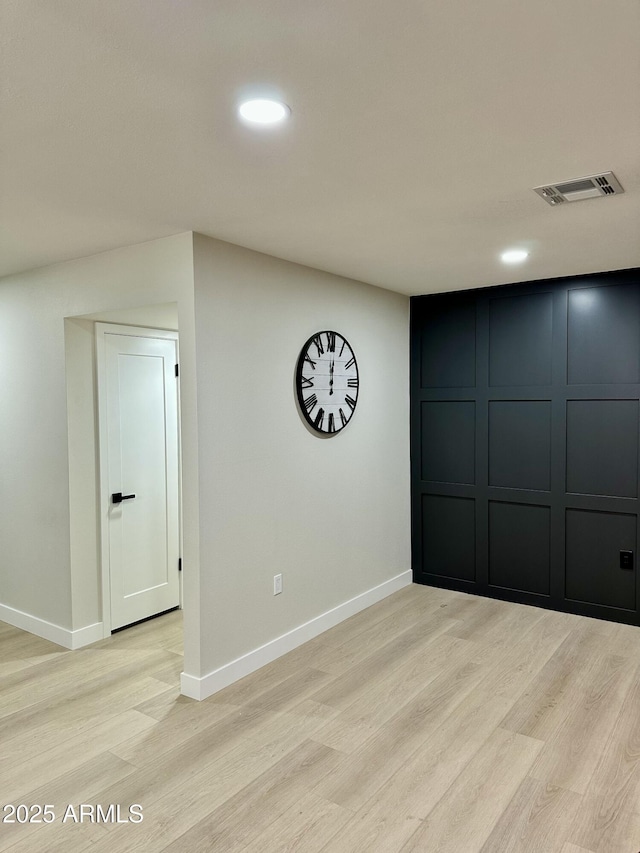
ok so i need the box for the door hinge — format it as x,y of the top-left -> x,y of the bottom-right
178,557 -> 182,572
175,364 -> 179,377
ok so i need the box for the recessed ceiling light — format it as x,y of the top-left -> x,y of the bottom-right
500,249 -> 529,264
238,99 -> 290,125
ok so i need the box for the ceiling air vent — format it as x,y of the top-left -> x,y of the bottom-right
533,172 -> 624,206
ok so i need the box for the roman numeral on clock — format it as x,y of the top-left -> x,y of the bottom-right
301,375 -> 314,389
304,394 -> 318,413
328,412 -> 336,433
326,331 -> 336,352
345,394 -> 356,412
313,335 -> 324,357
347,378 -> 358,388
344,356 -> 356,371
314,407 -> 325,430
339,408 -> 348,427
304,355 -> 317,370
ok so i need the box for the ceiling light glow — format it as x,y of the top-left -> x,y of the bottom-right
500,249 -> 529,264
238,99 -> 290,125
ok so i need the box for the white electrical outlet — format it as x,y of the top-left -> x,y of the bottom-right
273,573 -> 283,595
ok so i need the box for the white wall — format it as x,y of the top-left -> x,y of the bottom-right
0,234 -> 197,652
0,229 -> 409,692
189,234 -> 410,693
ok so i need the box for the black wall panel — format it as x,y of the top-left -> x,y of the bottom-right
421,402 -> 475,485
566,400 -> 638,498
489,401 -> 551,491
567,284 -> 640,385
489,292 -> 553,386
565,509 -> 636,611
411,268 -> 640,626
489,502 -> 550,595
418,297 -> 476,388
421,495 -> 476,582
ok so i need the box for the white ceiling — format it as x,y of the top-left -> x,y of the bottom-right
1,0 -> 639,295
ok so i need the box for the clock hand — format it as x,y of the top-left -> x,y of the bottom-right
329,359 -> 334,395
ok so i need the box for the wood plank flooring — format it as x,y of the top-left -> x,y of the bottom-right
1,585 -> 640,852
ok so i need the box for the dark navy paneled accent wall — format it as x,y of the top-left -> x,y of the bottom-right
410,268 -> 640,625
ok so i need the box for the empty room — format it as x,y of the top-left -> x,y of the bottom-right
1,2 -> 639,852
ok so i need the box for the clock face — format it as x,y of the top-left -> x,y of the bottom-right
296,331 -> 359,434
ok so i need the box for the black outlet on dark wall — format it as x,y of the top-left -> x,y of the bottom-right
620,550 -> 634,570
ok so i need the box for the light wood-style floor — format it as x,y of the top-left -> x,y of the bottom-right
2,585 -> 640,852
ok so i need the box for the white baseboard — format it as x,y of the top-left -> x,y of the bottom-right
0,602 -> 103,650
180,570 -> 412,701
69,621 -> 105,649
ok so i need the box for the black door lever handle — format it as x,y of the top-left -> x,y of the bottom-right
112,492 -> 136,504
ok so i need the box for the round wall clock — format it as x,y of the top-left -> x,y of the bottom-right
296,331 -> 359,434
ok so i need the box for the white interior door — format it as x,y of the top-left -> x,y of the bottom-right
97,324 -> 180,631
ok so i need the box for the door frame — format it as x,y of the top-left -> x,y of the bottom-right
95,322 -> 182,636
